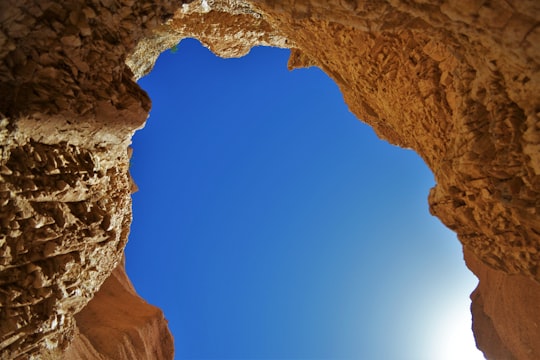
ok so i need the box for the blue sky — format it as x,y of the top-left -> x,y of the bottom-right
125,39 -> 484,359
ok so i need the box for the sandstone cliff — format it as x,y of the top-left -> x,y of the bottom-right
1,1 -> 539,359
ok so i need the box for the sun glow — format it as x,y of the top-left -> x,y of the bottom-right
129,40 -> 491,359
427,298 -> 486,360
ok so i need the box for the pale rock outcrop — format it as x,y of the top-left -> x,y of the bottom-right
0,1 -> 538,359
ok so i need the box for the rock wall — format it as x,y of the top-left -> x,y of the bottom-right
0,1 -> 538,359
0,0 -> 176,358
63,257 -> 174,360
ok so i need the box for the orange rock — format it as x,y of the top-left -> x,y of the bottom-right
0,1 -> 538,359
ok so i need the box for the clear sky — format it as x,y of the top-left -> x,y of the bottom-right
125,39 -> 485,360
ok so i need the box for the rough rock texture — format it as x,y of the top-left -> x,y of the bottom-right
0,0 -> 176,358
0,1 -> 539,359
0,118 -> 133,358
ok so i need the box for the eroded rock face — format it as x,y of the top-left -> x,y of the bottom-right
0,1 -> 538,359
0,117 -> 133,358
0,0 -> 175,358
63,257 -> 174,360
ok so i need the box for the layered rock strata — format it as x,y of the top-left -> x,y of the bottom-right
0,1 -> 539,359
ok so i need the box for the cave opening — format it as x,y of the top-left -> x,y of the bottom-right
125,38 -> 482,359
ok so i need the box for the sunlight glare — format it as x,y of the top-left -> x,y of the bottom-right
430,299 -> 485,360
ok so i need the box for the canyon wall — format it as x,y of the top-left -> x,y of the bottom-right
0,1 -> 538,359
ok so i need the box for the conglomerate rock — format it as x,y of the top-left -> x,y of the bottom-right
0,1 -> 539,359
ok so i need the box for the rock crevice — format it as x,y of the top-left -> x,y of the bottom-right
0,1 -> 538,359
